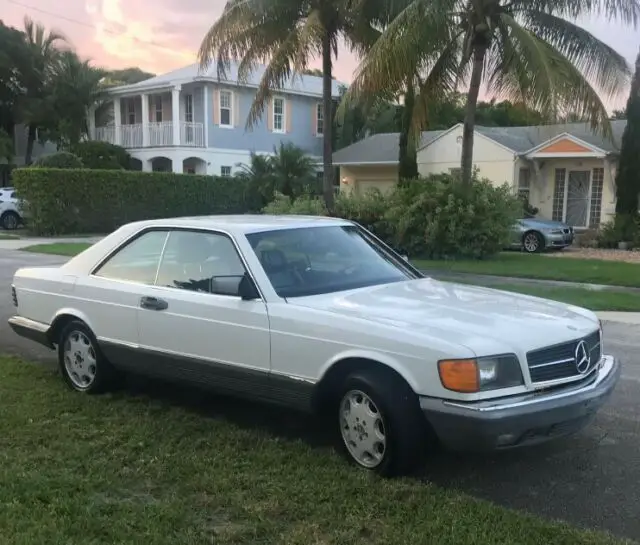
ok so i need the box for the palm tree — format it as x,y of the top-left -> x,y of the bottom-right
197,0 -> 387,211
47,51 -> 107,146
346,0 -> 638,186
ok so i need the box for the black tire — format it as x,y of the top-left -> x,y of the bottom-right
335,367 -> 426,477
522,230 -> 544,253
1,210 -> 20,230
57,320 -> 118,394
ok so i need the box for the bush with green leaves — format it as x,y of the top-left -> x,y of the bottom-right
13,168 -> 260,235
70,141 -> 132,170
387,174 -> 522,259
33,152 -> 83,169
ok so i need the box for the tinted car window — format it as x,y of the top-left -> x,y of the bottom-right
94,230 -> 169,284
246,225 -> 417,297
155,230 -> 246,296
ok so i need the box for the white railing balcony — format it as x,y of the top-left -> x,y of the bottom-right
93,122 -> 205,149
180,122 -> 205,147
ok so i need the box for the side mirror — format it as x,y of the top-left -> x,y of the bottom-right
238,273 -> 260,300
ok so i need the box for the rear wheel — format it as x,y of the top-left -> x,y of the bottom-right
1,211 -> 20,230
523,231 -> 544,253
336,368 -> 426,476
58,320 -> 118,394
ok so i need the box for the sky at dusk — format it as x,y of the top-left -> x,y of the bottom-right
4,0 -> 640,110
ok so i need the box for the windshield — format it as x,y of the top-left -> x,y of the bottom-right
245,225 -> 421,298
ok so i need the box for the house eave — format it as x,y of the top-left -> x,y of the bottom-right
334,161 -> 399,166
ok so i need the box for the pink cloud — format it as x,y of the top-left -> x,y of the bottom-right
3,0 -> 637,109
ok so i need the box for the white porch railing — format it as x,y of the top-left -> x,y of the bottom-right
93,122 -> 205,148
180,122 -> 205,147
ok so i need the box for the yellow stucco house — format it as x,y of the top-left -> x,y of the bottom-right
333,121 -> 626,228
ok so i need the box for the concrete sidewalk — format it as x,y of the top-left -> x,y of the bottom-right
596,311 -> 640,325
0,236 -> 102,251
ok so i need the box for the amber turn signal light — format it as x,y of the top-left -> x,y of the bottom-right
438,359 -> 479,393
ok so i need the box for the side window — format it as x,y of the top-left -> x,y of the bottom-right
155,230 -> 247,297
93,230 -> 169,284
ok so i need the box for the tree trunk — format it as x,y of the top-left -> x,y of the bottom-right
398,78 -> 418,182
461,45 -> 487,186
321,31 -> 335,213
25,124 -> 37,166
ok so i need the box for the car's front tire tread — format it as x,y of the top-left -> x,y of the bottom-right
336,367 -> 427,477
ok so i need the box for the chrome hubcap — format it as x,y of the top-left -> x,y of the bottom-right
524,234 -> 539,252
339,390 -> 386,468
63,331 -> 97,388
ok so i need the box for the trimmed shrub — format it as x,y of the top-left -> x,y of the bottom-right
13,168 -> 260,235
387,175 -> 521,259
33,152 -> 83,169
70,141 -> 131,170
263,192 -> 327,215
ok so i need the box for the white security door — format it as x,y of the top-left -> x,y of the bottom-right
565,170 -> 591,227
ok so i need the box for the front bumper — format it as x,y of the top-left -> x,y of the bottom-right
544,231 -> 574,247
420,355 -> 620,451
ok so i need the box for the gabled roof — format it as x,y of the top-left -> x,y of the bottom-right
332,130 -> 446,165
332,120 -> 626,166
106,62 -> 344,99
524,133 -> 607,158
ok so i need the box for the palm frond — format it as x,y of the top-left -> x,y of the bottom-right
520,9 -> 630,100
512,0 -> 640,27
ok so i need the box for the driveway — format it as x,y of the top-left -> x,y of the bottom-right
1,250 -> 639,540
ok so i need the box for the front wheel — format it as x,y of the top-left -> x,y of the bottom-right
523,231 -> 544,253
1,211 -> 20,230
336,368 -> 426,476
58,320 -> 118,394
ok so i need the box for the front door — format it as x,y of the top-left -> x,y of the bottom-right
135,229 -> 272,398
565,170 -> 590,227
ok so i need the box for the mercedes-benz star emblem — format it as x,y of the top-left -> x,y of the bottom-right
574,340 -> 591,374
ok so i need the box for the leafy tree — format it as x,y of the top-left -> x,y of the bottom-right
70,141 -> 131,170
104,67 -> 154,86
347,0 -> 637,186
15,16 -> 67,165
33,151 -> 83,168
0,128 -> 13,162
615,49 -> 640,220
197,0 -> 389,212
0,22 -> 29,140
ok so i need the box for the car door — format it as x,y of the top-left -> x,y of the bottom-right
78,228 -> 170,364
135,228 -> 272,398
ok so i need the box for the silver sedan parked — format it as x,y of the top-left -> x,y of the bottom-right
509,218 -> 574,253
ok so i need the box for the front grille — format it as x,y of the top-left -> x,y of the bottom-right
527,330 -> 601,383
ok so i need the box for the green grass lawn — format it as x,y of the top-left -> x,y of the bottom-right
451,280 -> 640,311
0,233 -> 20,240
21,242 -> 92,256
0,356 -> 624,545
414,253 -> 640,288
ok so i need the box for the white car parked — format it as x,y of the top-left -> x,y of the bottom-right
0,186 -> 23,230
9,215 -> 620,475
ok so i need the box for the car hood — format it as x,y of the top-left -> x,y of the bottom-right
289,278 -> 598,356
520,218 -> 570,230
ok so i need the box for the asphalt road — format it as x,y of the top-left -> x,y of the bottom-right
1,250 -> 639,540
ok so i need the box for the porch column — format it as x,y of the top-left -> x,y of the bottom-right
87,105 -> 96,140
172,85 -> 181,146
113,98 -> 122,146
141,94 -> 149,147
203,85 -> 209,147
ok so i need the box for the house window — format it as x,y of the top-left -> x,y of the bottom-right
552,168 -> 566,222
153,95 -> 163,122
589,168 -> 604,227
221,166 -> 232,177
273,97 -> 285,133
219,90 -> 232,127
316,103 -> 324,136
184,94 -> 193,123
518,168 -> 531,203
127,98 -> 136,125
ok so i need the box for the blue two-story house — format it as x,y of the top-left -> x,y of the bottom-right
91,62 -> 343,176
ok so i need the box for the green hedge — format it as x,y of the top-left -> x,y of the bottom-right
13,168 -> 260,235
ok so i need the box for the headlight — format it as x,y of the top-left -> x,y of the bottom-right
547,229 -> 564,234
438,354 -> 524,393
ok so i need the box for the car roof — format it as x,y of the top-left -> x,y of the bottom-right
126,214 -> 354,234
